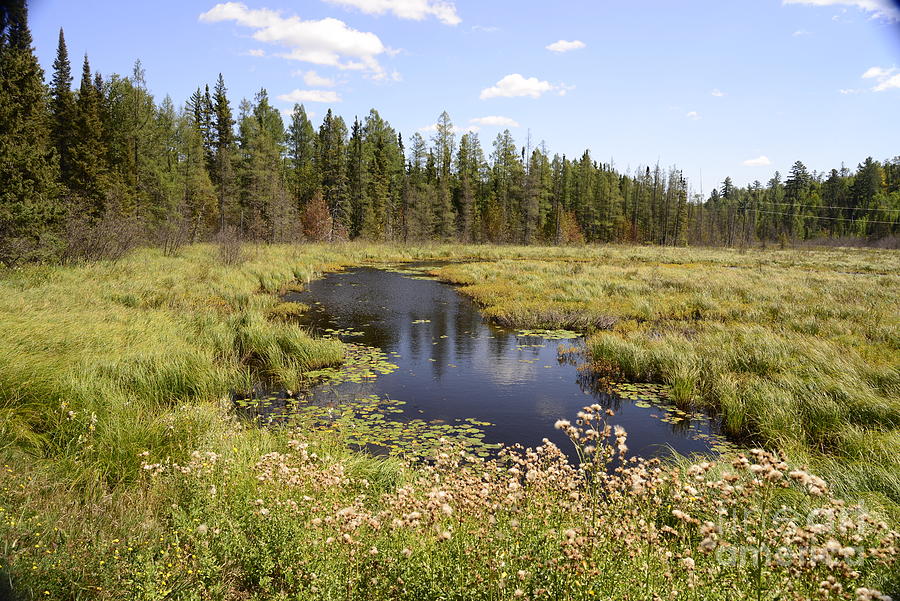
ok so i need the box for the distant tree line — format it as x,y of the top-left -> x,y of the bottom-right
1,1 -> 898,265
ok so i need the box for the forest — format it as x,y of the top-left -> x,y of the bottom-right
2,3 -> 899,267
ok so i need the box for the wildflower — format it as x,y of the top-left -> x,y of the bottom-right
195,524 -> 208,536
681,557 -> 695,570
401,547 -> 412,558
554,419 -> 571,430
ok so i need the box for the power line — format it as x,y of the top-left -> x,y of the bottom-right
754,209 -> 898,225
757,200 -> 900,214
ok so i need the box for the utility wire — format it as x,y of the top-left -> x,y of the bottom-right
754,200 -> 900,214
754,209 -> 898,225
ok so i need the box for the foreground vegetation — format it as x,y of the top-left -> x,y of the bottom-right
1,243 -> 898,599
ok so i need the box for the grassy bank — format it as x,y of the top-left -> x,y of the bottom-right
1,243 -> 897,599
435,245 -> 900,508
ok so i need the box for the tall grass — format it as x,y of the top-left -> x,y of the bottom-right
0,242 -> 897,599
435,246 -> 900,508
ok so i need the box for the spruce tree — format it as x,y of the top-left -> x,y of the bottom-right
50,28 -> 76,189
212,74 -> 235,231
69,54 -> 107,214
316,109 -> 349,238
0,0 -> 60,263
286,102 -> 316,210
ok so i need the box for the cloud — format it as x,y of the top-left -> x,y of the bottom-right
545,39 -> 586,53
245,48 -> 266,56
743,155 -> 772,167
782,0 -> 900,21
418,123 -> 479,134
472,25 -> 499,33
792,28 -> 812,35
277,89 -> 342,103
470,116 -> 520,127
711,88 -> 725,97
860,66 -> 900,91
839,88 -> 862,94
296,70 -> 337,87
199,2 -> 390,77
686,111 -> 700,120
480,74 -> 567,99
281,107 -> 318,120
322,0 -> 461,25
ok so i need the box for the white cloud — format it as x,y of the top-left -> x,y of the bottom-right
282,107 -> 317,119
480,74 -> 567,99
296,70 -> 337,87
545,39 -> 586,53
277,89 -> 342,103
839,88 -> 862,94
782,0 -> 900,21
862,66 -> 892,78
792,28 -> 812,35
322,0 -> 461,25
874,73 -> 900,91
470,115 -> 520,127
860,66 -> 900,91
199,3 -> 390,77
686,111 -> 700,120
245,48 -> 266,56
711,88 -> 725,97
472,25 -> 499,33
418,123 -> 479,134
743,155 -> 772,167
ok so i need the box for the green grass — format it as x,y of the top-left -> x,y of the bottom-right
0,243 -> 897,600
435,245 -> 900,507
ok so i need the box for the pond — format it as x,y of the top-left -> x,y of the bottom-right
241,263 -> 730,460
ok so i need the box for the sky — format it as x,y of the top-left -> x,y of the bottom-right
28,0 -> 900,194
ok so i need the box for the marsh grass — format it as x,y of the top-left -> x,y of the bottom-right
435,246 -> 900,509
1,242 -> 898,599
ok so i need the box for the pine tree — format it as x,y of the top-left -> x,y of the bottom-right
0,0 -> 60,263
784,161 -> 810,239
286,102 -> 316,211
69,54 -> 107,214
431,111 -> 456,239
211,74 -> 236,231
347,116 -> 368,237
50,28 -> 76,190
316,109 -> 349,238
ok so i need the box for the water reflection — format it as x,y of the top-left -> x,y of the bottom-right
285,265 -> 721,459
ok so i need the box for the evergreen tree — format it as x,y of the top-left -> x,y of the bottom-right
0,0 -> 59,263
431,111 -> 456,239
784,161 -> 810,239
212,73 -> 236,231
50,28 -> 76,190
286,102 -> 316,211
69,55 -> 107,214
316,109 -> 349,238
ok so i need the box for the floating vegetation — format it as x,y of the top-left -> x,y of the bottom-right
321,327 -> 365,338
606,381 -> 736,453
236,340 -> 498,458
517,329 -> 580,339
302,344 -> 399,384
610,382 -> 670,402
236,393 -> 499,459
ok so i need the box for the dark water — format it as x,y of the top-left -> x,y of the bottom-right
273,263 -> 725,460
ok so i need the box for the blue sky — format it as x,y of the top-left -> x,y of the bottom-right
29,0 -> 900,193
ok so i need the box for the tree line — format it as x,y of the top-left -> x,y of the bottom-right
1,1 -> 898,265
